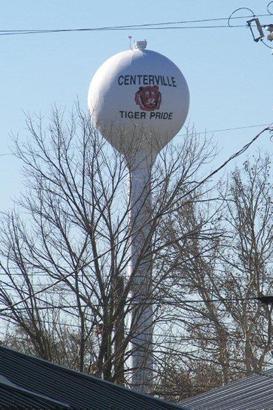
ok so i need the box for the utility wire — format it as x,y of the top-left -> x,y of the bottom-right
0,25 -> 246,36
0,122 -> 270,158
178,126 -> 272,202
0,13 -> 270,37
0,295 -> 266,314
0,317 -> 249,338
185,123 -> 272,136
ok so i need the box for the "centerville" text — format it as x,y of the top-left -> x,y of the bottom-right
118,74 -> 177,87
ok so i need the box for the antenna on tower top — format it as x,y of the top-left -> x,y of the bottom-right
128,35 -> 133,49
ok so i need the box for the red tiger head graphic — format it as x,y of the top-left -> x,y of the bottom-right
135,85 -> 161,111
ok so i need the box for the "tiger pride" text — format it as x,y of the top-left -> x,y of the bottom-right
119,111 -> 173,120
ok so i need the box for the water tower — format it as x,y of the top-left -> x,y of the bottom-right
88,40 -> 189,393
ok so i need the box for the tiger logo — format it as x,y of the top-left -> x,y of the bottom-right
135,85 -> 161,111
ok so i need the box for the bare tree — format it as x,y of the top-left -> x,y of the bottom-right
153,154 -> 273,399
0,107 -> 214,392
217,156 -> 273,375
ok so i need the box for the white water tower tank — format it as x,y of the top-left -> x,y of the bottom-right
88,41 -> 189,156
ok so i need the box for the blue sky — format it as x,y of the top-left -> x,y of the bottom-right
0,0 -> 272,210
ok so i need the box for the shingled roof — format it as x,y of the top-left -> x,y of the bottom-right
0,346 -> 186,409
181,370 -> 273,410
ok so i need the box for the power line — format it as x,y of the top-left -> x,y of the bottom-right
0,122 -> 270,159
185,123 -> 272,136
0,313 -> 263,332
0,295 -> 266,314
0,25 -> 246,36
178,126 -> 272,201
0,12 -> 270,37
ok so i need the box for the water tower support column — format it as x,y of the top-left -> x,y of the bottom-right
129,152 -> 154,393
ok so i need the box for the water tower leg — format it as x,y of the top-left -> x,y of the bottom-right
129,158 -> 154,394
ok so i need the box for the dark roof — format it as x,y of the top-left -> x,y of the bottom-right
0,346 -> 186,409
0,380 -> 70,409
181,370 -> 273,410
